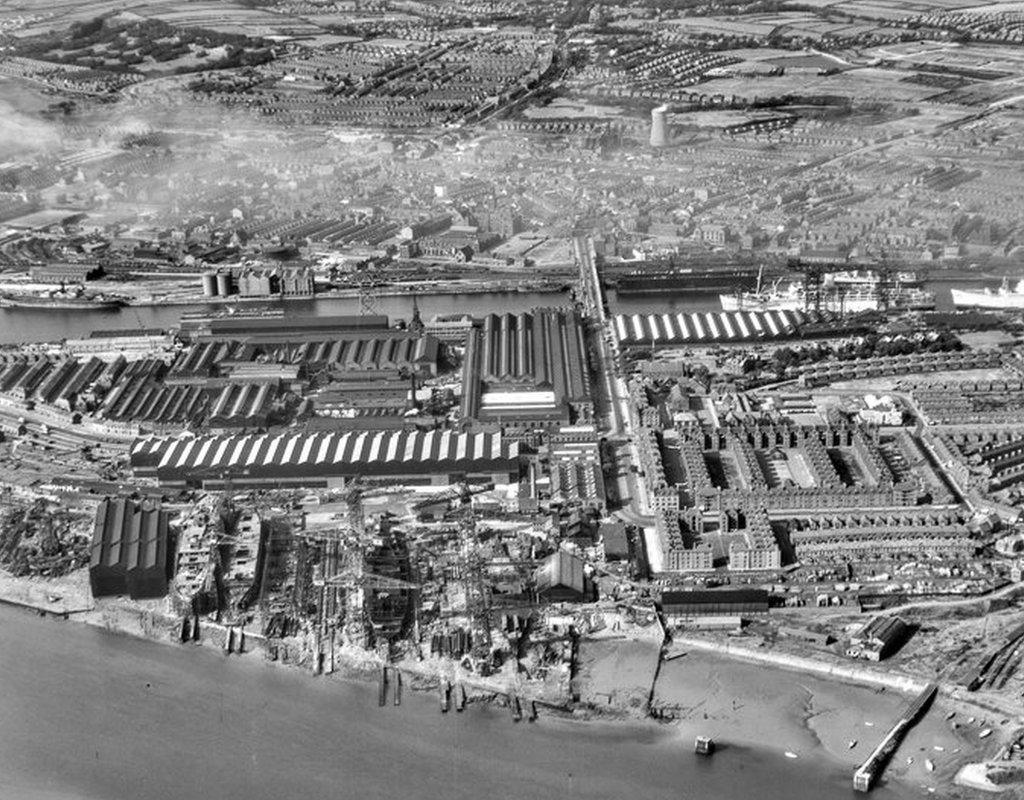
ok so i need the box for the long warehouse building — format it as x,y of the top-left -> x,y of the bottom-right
614,310 -> 811,346
130,429 -> 521,488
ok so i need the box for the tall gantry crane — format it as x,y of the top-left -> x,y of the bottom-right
355,257 -> 386,316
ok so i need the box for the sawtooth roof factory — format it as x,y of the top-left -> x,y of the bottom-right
461,308 -> 593,430
130,430 -> 521,489
615,309 -> 822,346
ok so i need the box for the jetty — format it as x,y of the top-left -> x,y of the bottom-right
853,683 -> 938,792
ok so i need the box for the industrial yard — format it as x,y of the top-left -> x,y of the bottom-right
4,0 -> 1024,797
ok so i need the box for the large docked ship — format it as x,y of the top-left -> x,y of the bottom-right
951,279 -> 1024,309
720,270 -> 934,313
0,290 -> 127,311
609,265 -> 766,294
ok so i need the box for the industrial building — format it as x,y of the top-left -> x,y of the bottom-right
461,308 -> 593,430
29,262 -> 102,283
168,333 -> 440,382
179,314 -> 391,341
849,616 -> 912,661
89,497 -> 171,600
614,310 -> 813,346
200,266 -> 315,298
534,550 -> 590,602
130,429 -> 521,489
661,588 -> 769,623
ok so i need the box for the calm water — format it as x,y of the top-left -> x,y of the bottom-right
0,280 -> 1000,345
0,291 -> 571,345
0,606 -> 885,800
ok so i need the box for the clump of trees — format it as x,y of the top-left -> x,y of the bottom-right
16,15 -> 274,75
750,331 -> 964,376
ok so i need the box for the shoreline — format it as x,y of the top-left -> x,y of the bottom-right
3,571 -> 1013,796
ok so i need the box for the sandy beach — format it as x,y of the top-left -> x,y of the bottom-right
652,650 -> 1008,796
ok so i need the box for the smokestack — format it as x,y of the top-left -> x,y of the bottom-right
650,105 -> 669,148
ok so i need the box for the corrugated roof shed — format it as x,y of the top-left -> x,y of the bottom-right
89,497 -> 170,599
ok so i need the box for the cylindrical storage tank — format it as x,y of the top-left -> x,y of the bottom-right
216,271 -> 232,297
201,272 -> 218,297
650,105 -> 669,147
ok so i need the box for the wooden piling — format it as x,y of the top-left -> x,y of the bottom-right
378,666 -> 389,707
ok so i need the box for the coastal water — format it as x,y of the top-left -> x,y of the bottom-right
0,606 -> 894,800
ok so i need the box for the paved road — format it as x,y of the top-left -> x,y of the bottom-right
574,235 -> 654,525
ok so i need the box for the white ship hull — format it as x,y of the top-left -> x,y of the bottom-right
951,287 -> 1024,309
720,293 -> 878,313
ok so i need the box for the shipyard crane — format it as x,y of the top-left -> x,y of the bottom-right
457,506 -> 493,651
320,550 -> 420,592
354,257 -> 386,316
790,256 -> 908,315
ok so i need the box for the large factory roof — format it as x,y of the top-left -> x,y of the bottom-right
462,308 -> 591,421
614,310 -> 809,344
169,334 -> 439,379
131,429 -> 520,482
89,496 -> 169,599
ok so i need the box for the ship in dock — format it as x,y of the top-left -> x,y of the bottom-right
0,290 -> 127,311
609,265 -> 767,294
365,516 -> 415,642
951,278 -> 1024,309
721,271 -> 934,313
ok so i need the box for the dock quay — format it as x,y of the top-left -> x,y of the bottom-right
853,683 -> 938,792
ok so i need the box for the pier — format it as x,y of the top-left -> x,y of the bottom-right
853,683 -> 938,792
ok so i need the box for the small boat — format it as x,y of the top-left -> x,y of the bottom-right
784,751 -> 799,759
925,759 -> 935,772
865,721 -> 875,727
907,757 -> 914,765
945,711 -> 956,721
848,740 -> 858,749
933,746 -> 945,752
980,729 -> 993,739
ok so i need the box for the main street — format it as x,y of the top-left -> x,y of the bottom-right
574,236 -> 654,535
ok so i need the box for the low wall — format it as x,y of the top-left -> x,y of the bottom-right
673,635 -> 928,694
